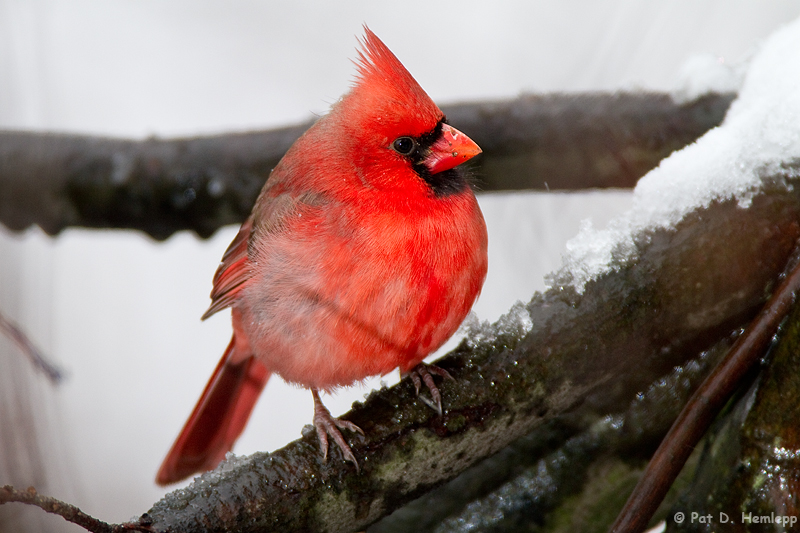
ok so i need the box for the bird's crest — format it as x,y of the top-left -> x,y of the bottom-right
348,26 -> 442,136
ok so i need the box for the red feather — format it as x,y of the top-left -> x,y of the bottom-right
156,330 -> 269,485
202,218 -> 253,320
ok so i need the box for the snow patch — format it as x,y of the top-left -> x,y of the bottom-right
555,17 -> 800,293
463,302 -> 534,349
672,52 -> 744,104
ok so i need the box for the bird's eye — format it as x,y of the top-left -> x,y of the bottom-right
391,137 -> 416,155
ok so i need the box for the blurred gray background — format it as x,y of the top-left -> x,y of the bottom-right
1,1 -> 798,531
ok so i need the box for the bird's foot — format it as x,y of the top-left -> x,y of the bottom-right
407,363 -> 454,415
312,389 -> 364,471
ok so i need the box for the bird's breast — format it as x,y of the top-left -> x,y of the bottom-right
239,191 -> 488,390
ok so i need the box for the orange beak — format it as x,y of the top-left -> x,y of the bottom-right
423,124 -> 482,175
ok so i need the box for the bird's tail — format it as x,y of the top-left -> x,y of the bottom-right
156,336 -> 270,485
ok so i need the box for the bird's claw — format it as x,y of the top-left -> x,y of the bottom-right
408,363 -> 453,415
312,389 -> 363,472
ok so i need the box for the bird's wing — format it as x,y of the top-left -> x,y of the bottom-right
201,192 -> 321,320
201,217 -> 254,320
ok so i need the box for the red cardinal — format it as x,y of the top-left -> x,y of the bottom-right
156,27 -> 488,485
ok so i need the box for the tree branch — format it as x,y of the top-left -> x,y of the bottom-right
0,92 -> 733,240
394,337 -> 731,533
141,169 -> 800,532
0,485 -> 153,533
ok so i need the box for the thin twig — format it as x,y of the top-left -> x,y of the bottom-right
609,243 -> 800,533
0,485 -> 154,533
0,310 -> 63,384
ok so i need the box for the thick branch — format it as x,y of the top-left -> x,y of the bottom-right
387,337 -> 731,533
0,92 -> 733,239
144,170 -> 800,532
